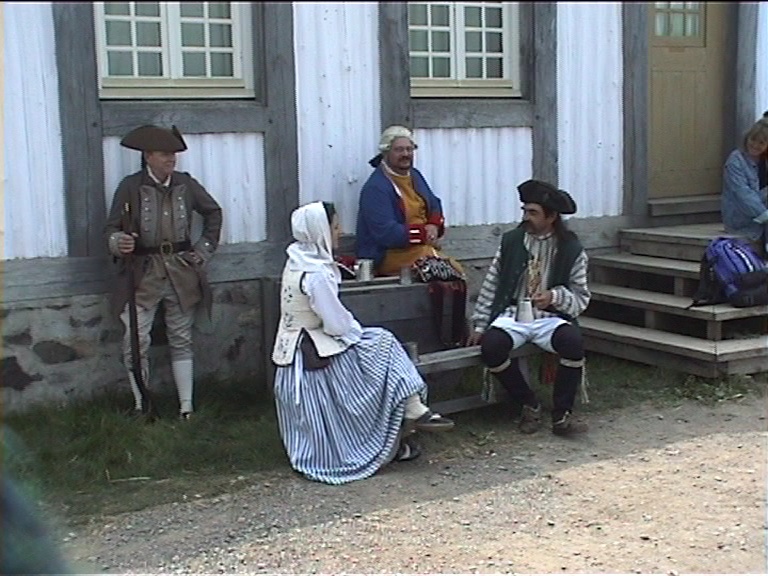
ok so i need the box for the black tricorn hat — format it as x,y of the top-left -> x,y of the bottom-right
518,179 -> 577,215
120,125 -> 188,153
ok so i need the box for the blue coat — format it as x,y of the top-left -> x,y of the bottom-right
355,164 -> 444,265
721,148 -> 768,242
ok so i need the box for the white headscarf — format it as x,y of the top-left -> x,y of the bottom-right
286,201 -> 339,280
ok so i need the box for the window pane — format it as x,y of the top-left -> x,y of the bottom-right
409,3 -> 428,25
464,6 -> 481,27
465,31 -> 482,53
410,56 -> 429,78
432,30 -> 450,52
466,57 -> 482,78
486,31 -> 502,53
107,51 -> 133,75
655,2 -> 669,7
432,57 -> 450,78
685,14 -> 700,36
410,29 -> 428,51
181,22 -> 205,47
486,57 -> 502,78
670,2 -> 684,9
485,7 -> 502,28
655,13 -> 668,36
106,21 -> 132,46
180,2 -> 204,17
134,2 -> 160,17
208,2 -> 231,19
430,4 -> 449,27
183,52 -> 206,76
685,2 -> 699,9
136,22 -> 161,47
670,12 -> 684,36
211,52 -> 233,76
104,3 -> 130,16
209,24 -> 232,47
138,51 -> 162,76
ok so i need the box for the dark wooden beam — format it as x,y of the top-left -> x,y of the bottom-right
531,2 -> 557,185
52,3 -> 106,257
735,2 -> 759,145
378,3 -> 413,128
622,3 -> 650,225
263,3 -> 299,242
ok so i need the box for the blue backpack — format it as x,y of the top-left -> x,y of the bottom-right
689,237 -> 768,308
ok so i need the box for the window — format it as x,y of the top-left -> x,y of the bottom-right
94,2 -> 254,99
408,2 -> 521,98
652,2 -> 704,47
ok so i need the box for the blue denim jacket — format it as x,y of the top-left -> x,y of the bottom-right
721,148 -> 768,242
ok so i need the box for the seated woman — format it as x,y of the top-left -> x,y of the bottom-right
355,125 -> 462,277
721,114 -> 768,256
271,201 -> 454,485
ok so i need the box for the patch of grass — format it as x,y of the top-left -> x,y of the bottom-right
4,354 -> 765,523
4,377 -> 286,523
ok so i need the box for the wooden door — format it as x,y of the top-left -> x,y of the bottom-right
648,2 -> 730,199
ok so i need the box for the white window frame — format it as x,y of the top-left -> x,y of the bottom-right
409,2 -> 521,98
94,2 -> 254,99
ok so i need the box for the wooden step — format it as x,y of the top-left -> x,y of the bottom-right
648,194 -> 721,217
620,223 -> 731,261
580,317 -> 768,377
589,283 -> 768,322
590,253 -> 700,279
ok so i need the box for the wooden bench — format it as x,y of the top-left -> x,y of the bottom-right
414,343 -> 541,415
261,275 -> 544,416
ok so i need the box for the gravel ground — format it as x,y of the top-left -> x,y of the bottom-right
64,396 -> 767,574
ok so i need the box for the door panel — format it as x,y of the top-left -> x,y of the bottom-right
649,2 -> 729,199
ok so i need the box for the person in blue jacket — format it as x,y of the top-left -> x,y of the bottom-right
721,113 -> 768,256
356,125 -> 458,276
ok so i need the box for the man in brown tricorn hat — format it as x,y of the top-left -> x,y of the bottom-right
467,179 -> 591,436
104,125 -> 222,420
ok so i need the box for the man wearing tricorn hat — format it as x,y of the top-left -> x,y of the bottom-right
467,179 -> 591,436
104,125 -> 222,420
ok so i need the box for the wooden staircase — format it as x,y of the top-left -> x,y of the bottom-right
582,222 -> 768,377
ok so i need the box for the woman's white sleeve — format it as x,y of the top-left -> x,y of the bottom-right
303,272 -> 362,338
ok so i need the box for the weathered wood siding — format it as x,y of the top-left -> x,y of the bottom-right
103,133 -> 268,243
4,3 -> 67,259
758,2 -> 768,115
557,2 -> 623,218
414,128 -> 533,226
293,2 -> 380,234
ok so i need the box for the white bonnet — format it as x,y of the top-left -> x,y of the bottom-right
378,125 -> 418,153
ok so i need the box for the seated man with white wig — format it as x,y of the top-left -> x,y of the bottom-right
355,125 -> 459,277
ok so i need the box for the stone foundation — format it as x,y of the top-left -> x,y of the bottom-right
2,281 -> 264,414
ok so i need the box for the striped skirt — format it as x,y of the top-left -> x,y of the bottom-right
273,327 -> 428,485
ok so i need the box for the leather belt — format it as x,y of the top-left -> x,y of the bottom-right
134,241 -> 191,256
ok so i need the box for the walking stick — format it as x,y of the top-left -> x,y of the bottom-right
122,202 -> 156,419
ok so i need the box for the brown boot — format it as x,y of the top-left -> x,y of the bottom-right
519,404 -> 542,434
552,411 -> 589,436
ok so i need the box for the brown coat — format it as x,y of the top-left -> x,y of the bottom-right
104,170 -> 223,319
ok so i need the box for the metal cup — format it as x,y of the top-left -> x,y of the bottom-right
516,298 -> 534,323
357,259 -> 373,282
399,266 -> 412,285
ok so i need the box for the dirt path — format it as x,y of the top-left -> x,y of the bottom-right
65,396 -> 767,574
